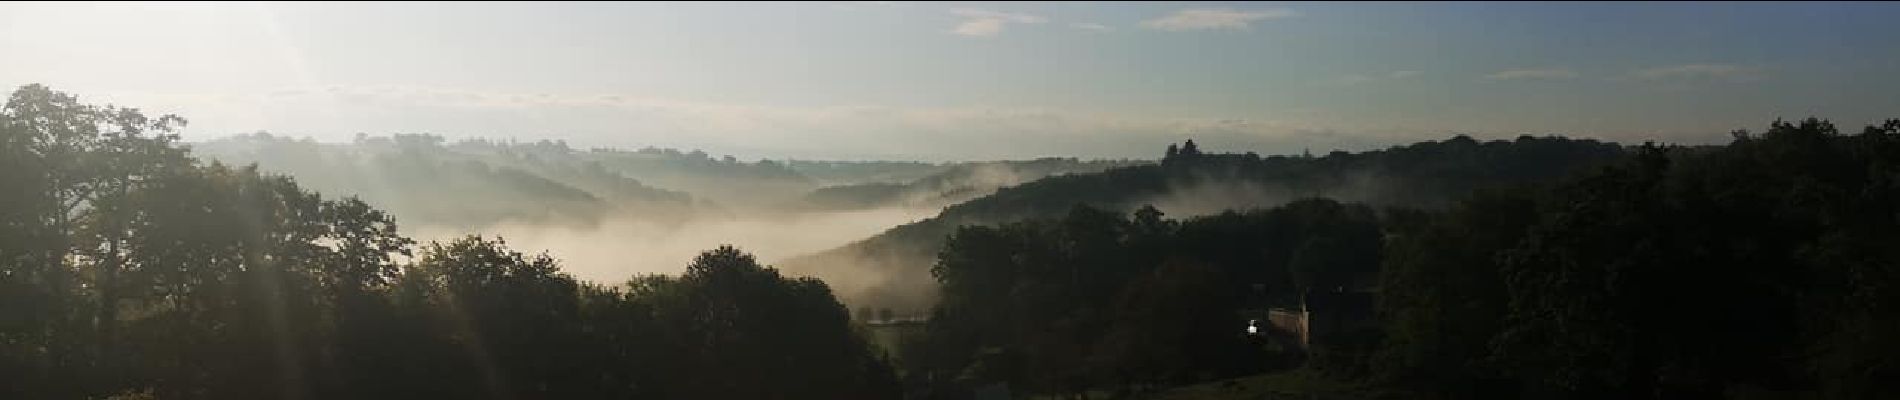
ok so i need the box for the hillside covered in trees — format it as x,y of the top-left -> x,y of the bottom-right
897,118 -> 1900,399
784,160 -> 953,187
794,157 -> 1146,212
190,129 -> 1141,287
195,133 -> 1141,227
6,83 -> 1898,400
0,85 -> 900,399
783,135 -> 1629,311
193,133 -> 703,229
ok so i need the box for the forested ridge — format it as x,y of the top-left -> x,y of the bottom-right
795,157 -> 1146,211
0,85 -> 899,399
5,83 -> 1897,400
903,118 -> 1900,399
195,131 -> 1138,230
783,133 -> 1628,311
195,132 -> 701,229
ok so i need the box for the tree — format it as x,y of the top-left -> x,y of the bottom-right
1,84 -> 196,398
0,84 -> 914,400
668,245 -> 900,399
1131,204 -> 1170,236
1092,259 -> 1253,392
1376,118 -> 1900,398
411,236 -> 584,399
1372,190 -> 1537,398
916,201 -> 1384,396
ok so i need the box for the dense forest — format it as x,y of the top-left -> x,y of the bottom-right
783,133 -> 1629,311
0,85 -> 898,399
898,119 -> 1900,399
6,83 -> 1898,400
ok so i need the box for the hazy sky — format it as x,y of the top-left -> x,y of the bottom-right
5,1 -> 1898,161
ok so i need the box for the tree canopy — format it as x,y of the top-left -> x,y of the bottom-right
0,84 -> 898,400
9,83 -> 1897,400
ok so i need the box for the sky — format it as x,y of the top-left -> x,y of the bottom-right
4,1 -> 1898,161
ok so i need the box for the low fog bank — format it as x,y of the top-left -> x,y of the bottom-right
406,206 -> 936,285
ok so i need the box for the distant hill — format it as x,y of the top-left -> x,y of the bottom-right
192,134 -> 1148,230
780,136 -> 1630,311
564,145 -> 818,211
782,160 -> 953,187
190,133 -> 717,229
792,157 -> 1148,211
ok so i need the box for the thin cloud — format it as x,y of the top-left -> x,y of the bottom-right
1141,8 -> 1298,31
1632,63 -> 1764,82
1325,71 -> 1420,86
1070,22 -> 1112,33
1486,68 -> 1580,81
949,8 -> 1046,37
1335,74 -> 1374,86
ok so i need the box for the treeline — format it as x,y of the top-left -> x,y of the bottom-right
909,200 -> 1382,397
785,132 -> 1626,312
195,133 -> 700,229
0,85 -> 898,399
796,157 -> 1146,211
196,132 -> 1143,230
784,160 -> 951,187
904,119 -> 1900,398
1377,118 -> 1900,398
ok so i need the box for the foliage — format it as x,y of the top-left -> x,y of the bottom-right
785,134 -> 1625,311
0,85 -> 898,400
1375,118 -> 1900,399
13,83 -> 1900,400
908,118 -> 1900,399
915,200 -> 1382,397
795,157 -> 1146,211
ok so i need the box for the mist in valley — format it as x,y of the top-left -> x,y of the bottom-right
404,206 -> 934,286
187,132 -> 1131,303
10,2 -> 1900,399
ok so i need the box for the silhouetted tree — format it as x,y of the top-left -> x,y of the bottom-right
0,84 -> 903,400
